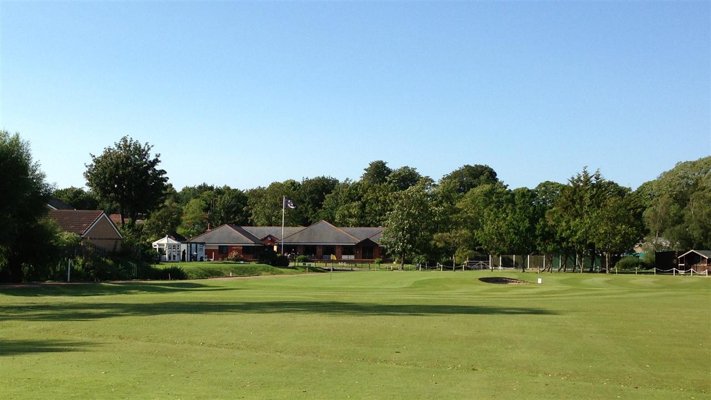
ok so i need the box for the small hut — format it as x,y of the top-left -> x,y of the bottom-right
677,250 -> 711,273
152,236 -> 182,262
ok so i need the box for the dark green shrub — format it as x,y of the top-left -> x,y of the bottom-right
273,255 -> 290,267
615,256 -> 641,271
150,265 -> 187,280
256,248 -> 290,267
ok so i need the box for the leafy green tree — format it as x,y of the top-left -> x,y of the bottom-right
143,185 -> 182,240
547,168 -> 642,272
177,183 -> 216,206
547,168 -> 604,271
320,180 -> 360,225
361,160 -> 392,185
467,185 -> 545,271
592,188 -> 645,271
84,136 -> 168,227
52,186 -> 99,210
0,131 -> 53,282
642,157 -> 711,249
212,186 -> 250,226
533,181 -> 566,270
247,180 -> 301,226
381,183 -> 435,268
297,176 -> 339,224
178,197 -> 209,238
319,179 -> 394,227
387,166 -> 424,191
439,164 -> 499,195
358,183 -> 394,227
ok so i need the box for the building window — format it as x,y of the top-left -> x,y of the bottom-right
218,246 -> 229,255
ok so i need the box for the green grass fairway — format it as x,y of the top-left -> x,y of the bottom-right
1,272 -> 709,399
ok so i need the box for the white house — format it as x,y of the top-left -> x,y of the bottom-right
152,236 -> 182,262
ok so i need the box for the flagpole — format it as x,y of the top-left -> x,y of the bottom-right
281,195 -> 285,255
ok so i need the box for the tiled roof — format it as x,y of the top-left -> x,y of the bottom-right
283,220 -> 361,245
47,198 -> 73,210
243,226 -> 305,240
342,227 -> 384,244
190,224 -> 263,246
189,221 -> 384,246
48,210 -> 104,236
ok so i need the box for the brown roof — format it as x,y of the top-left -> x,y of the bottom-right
49,210 -> 105,236
189,221 -> 384,246
190,224 -> 263,246
242,226 -> 305,240
283,220 -> 364,245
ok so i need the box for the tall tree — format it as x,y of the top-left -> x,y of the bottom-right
641,157 -> 711,250
387,166 -> 424,191
247,180 -> 301,226
211,186 -> 250,226
533,181 -> 566,269
381,182 -> 435,268
178,197 -> 209,238
52,186 -> 99,210
592,188 -> 645,271
467,185 -> 544,270
361,160 -> 392,185
439,164 -> 499,195
297,176 -> 339,224
320,180 -> 361,225
0,131 -> 53,282
143,185 -> 182,240
548,168 -> 643,272
547,168 -> 603,271
84,136 -> 168,227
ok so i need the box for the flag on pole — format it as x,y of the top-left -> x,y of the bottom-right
284,197 -> 296,209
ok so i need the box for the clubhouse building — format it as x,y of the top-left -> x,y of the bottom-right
189,220 -> 383,262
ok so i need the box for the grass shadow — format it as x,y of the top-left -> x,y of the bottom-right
0,339 -> 93,356
0,301 -> 558,321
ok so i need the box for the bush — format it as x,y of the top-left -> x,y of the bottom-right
640,252 -> 655,268
273,255 -> 290,267
227,250 -> 246,262
258,248 -> 278,265
615,256 -> 642,271
150,265 -> 187,280
296,255 -> 310,264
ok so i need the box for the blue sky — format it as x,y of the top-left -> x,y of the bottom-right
1,1 -> 709,191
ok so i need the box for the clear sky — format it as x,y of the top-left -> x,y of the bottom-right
1,1 -> 709,191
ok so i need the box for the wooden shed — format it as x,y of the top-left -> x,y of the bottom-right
677,250 -> 711,273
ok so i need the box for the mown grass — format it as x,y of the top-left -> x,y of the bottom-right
0,271 -> 709,399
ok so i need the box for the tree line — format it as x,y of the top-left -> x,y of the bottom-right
2,131 -> 710,281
